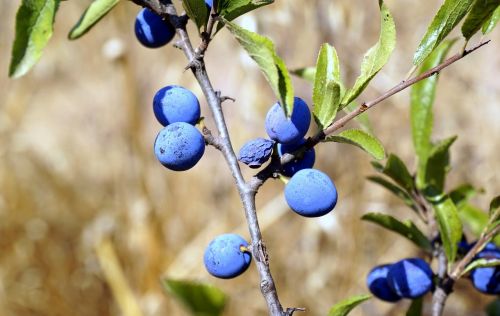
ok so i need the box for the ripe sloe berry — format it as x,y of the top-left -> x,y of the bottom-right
366,264 -> 402,302
154,122 -> 205,171
204,234 -> 252,279
284,169 -> 338,217
135,8 -> 175,48
265,97 -> 311,145
470,246 -> 500,295
153,85 -> 201,126
238,138 -> 274,168
277,138 -> 315,177
387,258 -> 433,299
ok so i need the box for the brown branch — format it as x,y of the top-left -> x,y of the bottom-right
129,0 -> 291,314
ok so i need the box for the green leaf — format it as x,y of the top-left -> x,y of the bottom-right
312,43 -> 342,129
411,39 -> 456,186
482,4 -> 500,34
459,203 -> 489,236
224,19 -> 294,116
340,0 -> 396,108
381,154 -> 415,192
9,0 -> 61,78
433,198 -> 463,265
327,294 -> 371,316
462,258 -> 500,276
413,0 -> 474,66
362,213 -> 432,252
459,204 -> 500,245
216,0 -> 273,32
183,0 -> 210,31
162,279 -> 226,316
422,136 -> 457,193
68,0 -> 120,39
490,195 -> 500,215
449,183 -> 483,207
406,297 -> 423,316
325,129 -> 385,160
367,176 -> 418,212
486,298 -> 500,316
290,67 -> 315,83
462,0 -> 500,40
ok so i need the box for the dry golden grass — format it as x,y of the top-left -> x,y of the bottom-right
1,1 -> 499,315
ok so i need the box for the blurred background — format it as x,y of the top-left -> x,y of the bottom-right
1,0 -> 499,315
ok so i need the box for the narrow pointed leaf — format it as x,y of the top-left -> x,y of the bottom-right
162,279 -> 226,316
340,0 -> 395,107
362,213 -> 432,252
290,67 -> 316,83
462,258 -> 500,276
490,195 -> 500,215
68,0 -> 120,39
371,161 -> 384,172
459,203 -> 488,236
224,19 -> 294,116
433,197 -> 463,265
406,297 -> 423,316
216,0 -> 274,32
183,0 -> 210,31
422,136 -> 457,193
449,183 -> 483,207
313,44 -> 342,129
9,0 -> 61,78
327,294 -> 371,316
367,176 -> 418,211
462,0 -> 500,40
458,204 -> 500,245
482,5 -> 500,34
382,154 -> 415,192
412,40 -> 456,177
325,129 -> 385,160
413,0 -> 474,66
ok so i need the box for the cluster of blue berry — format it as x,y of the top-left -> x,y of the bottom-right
135,7 -> 251,280
367,242 -> 500,303
134,7 -> 341,280
239,97 -> 338,218
366,258 -> 433,302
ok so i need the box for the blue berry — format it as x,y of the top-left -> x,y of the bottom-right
238,138 -> 274,168
135,8 -> 175,48
153,85 -> 201,126
470,247 -> 500,295
265,97 -> 311,144
154,122 -> 205,171
277,139 -> 315,177
366,264 -> 402,302
204,234 -> 252,279
284,169 -> 338,217
387,258 -> 433,299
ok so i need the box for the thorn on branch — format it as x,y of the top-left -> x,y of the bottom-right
184,57 -> 203,71
285,307 -> 307,315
